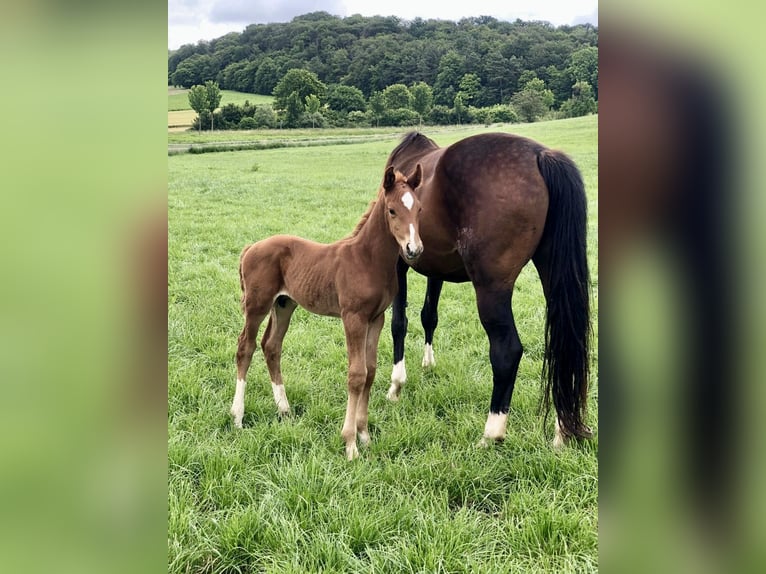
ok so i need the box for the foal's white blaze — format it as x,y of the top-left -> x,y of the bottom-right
552,418 -> 567,449
387,359 -> 407,401
271,382 -> 290,414
409,223 -> 416,247
422,343 -> 435,367
401,191 -> 414,211
231,378 -> 247,427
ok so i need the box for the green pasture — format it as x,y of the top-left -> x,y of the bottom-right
168,115 -> 598,572
168,88 -> 274,111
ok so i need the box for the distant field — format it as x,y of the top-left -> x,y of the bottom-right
168,88 -> 274,111
168,88 -> 275,130
168,115 -> 598,572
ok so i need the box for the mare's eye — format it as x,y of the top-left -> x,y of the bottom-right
389,209 -> 396,216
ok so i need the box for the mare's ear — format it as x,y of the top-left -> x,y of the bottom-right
407,164 -> 422,189
383,165 -> 396,193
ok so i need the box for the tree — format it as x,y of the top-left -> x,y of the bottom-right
410,82 -> 433,125
457,73 -> 481,106
567,46 -> 598,99
284,91 -> 304,127
204,80 -> 222,130
510,78 -> 554,122
382,84 -> 412,110
368,91 -> 385,127
254,57 -> 281,95
187,85 -> 208,132
433,50 -> 464,106
560,81 -> 597,117
453,93 -> 466,125
326,84 -> 366,113
273,69 -> 326,111
305,94 -> 322,127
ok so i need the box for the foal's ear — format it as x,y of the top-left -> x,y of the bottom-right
407,164 -> 422,189
383,165 -> 396,193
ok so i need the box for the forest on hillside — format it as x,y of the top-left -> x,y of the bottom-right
168,11 -> 598,110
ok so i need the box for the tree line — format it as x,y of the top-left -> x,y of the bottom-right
169,11 -> 598,111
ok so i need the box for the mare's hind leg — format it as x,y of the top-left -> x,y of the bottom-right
356,313 -> 385,446
388,258 -> 410,401
420,278 -> 443,367
232,309 -> 268,428
474,286 -> 523,446
261,296 -> 298,415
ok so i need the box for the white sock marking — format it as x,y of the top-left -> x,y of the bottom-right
422,343 -> 435,367
387,359 -> 407,401
483,412 -> 508,441
552,418 -> 567,449
402,191 -> 414,210
272,382 -> 290,414
231,378 -> 246,427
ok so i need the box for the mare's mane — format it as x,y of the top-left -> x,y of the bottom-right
389,131 -> 439,163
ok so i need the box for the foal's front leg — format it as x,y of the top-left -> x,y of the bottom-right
340,313 -> 369,460
356,313 -> 385,447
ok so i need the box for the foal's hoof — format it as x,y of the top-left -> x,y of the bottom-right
230,407 -> 244,429
345,443 -> 360,461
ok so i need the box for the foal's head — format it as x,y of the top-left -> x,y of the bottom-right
382,164 -> 424,262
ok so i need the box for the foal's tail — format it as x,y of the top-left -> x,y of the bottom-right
534,148 -> 592,439
238,244 -> 251,312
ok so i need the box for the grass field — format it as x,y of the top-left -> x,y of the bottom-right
168,88 -> 275,130
168,115 -> 598,572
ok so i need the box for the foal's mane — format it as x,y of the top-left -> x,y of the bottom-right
347,198 -> 378,238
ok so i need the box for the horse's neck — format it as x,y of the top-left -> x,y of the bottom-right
350,199 -> 399,264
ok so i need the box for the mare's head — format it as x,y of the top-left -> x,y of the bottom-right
382,164 -> 424,262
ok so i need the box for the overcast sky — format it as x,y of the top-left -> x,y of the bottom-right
169,0 -> 598,50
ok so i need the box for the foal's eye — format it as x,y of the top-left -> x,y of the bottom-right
388,209 -> 396,216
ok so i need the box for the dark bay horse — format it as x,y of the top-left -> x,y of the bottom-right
385,131 -> 592,447
232,166 -> 423,459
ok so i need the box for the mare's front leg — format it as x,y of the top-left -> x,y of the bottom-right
356,312 -> 385,447
420,278 -> 443,367
261,297 -> 298,415
340,313 -> 369,460
232,308 -> 268,428
388,258 -> 410,401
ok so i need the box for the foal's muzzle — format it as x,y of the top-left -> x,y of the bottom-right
404,242 -> 423,262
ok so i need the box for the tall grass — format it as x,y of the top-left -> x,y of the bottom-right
168,115 -> 598,573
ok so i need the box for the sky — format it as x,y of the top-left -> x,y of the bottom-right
169,0 -> 598,50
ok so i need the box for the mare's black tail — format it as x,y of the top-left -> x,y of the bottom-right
534,148 -> 592,439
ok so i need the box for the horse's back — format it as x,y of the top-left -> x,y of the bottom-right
435,134 -> 549,270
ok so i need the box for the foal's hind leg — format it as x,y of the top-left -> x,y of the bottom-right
420,278 -> 443,368
474,286 -> 523,446
232,310 -> 268,428
261,296 -> 298,415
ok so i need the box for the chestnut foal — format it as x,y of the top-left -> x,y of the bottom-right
231,165 -> 423,459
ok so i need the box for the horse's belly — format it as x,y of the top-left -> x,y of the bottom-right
409,250 -> 469,282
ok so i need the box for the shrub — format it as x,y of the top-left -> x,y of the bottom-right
239,117 -> 258,130
252,106 -> 277,128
